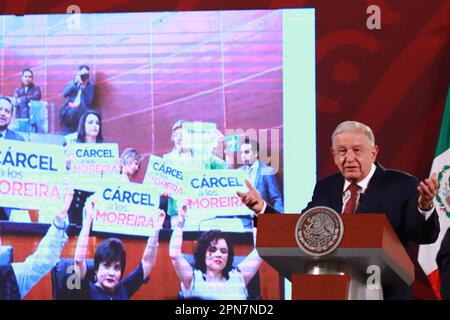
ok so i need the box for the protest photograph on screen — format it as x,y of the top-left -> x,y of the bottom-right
0,8 -> 315,300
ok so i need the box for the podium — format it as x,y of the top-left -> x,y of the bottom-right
256,214 -> 414,300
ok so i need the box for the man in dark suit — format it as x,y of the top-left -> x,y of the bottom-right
238,120 -> 439,299
0,96 -> 25,141
13,68 -> 42,120
239,139 -> 284,213
0,96 -> 25,220
59,65 -> 95,133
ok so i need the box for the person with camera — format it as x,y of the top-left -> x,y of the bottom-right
59,65 -> 95,133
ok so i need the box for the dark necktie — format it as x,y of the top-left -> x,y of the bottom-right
343,183 -> 360,214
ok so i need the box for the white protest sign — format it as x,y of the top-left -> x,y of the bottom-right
183,169 -> 253,231
68,143 -> 120,191
92,182 -> 161,237
0,140 -> 66,210
182,121 -> 222,151
144,155 -> 185,200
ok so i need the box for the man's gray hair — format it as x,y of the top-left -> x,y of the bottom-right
331,121 -> 375,147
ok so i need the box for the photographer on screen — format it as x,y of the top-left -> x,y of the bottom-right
59,65 -> 95,133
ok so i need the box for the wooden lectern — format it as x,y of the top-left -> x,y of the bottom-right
256,214 -> 414,300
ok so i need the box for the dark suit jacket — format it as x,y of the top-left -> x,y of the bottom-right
263,164 -> 440,299
241,161 -> 284,213
4,129 -> 25,141
0,265 -> 21,300
14,84 -> 42,102
302,164 -> 439,247
14,84 -> 41,119
0,129 -> 25,220
59,80 -> 95,133
62,80 -> 94,107
437,228 -> 450,300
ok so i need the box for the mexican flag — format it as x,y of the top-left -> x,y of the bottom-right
418,85 -> 450,299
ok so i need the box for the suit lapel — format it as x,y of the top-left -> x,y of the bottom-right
356,164 -> 385,213
331,175 -> 345,213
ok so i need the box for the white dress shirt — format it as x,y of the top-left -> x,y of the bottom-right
341,163 -> 377,213
341,163 -> 433,220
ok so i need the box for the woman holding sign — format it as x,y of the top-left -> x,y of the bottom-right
169,206 -> 262,300
66,110 -> 104,225
72,197 -> 165,300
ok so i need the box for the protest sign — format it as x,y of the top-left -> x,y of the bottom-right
225,134 -> 240,153
92,182 -> 161,236
181,121 -> 222,152
144,155 -> 185,200
0,140 -> 66,210
67,143 -> 120,191
183,169 -> 253,231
